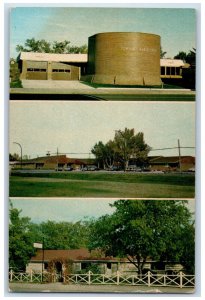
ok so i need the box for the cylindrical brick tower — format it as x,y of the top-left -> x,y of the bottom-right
87,32 -> 161,86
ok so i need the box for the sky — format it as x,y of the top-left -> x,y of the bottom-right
9,101 -> 195,159
9,198 -> 195,224
10,6 -> 196,58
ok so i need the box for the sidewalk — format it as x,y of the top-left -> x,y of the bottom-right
8,282 -> 195,294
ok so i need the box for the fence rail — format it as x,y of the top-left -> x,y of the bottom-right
9,270 -> 195,288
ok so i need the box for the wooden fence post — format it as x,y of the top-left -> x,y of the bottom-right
30,269 -> 33,282
164,274 -> 166,286
179,271 -> 183,288
88,271 -> 91,285
10,269 -> 13,282
116,271 -> 120,285
148,271 -> 151,287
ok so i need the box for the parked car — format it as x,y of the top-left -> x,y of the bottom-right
64,166 -> 73,171
82,165 -> 98,171
55,167 -> 63,171
127,165 -> 142,172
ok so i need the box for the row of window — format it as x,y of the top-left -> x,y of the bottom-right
27,68 -> 46,72
27,68 -> 71,73
160,67 -> 181,76
27,67 -> 181,76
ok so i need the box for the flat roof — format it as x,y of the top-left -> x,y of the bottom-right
160,59 -> 186,67
19,52 -> 88,63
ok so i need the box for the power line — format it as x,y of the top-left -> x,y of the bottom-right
150,147 -> 195,151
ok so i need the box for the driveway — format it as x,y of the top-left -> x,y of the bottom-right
21,80 -> 94,89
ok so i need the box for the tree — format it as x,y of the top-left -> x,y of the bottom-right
29,220 -> 90,250
174,51 -> 187,62
88,200 -> 195,275
16,38 -> 88,54
9,202 -> 35,271
91,128 -> 150,171
160,46 -> 167,58
91,140 -> 116,169
9,153 -> 20,161
114,128 -> 150,171
174,48 -> 196,67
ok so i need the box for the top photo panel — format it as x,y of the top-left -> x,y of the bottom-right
10,7 -> 196,101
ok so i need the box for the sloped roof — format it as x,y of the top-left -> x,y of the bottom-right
149,156 -> 195,164
160,59 -> 186,67
30,248 -> 155,263
19,52 -> 87,63
23,155 -> 95,165
31,248 -> 93,262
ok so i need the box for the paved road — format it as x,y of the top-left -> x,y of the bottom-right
8,282 -> 195,294
10,80 -> 195,101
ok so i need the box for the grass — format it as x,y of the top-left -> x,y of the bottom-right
81,81 -> 184,89
9,172 -> 195,198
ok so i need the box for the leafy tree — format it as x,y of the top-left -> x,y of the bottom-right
160,46 -> 167,58
186,48 -> 196,67
174,48 -> 196,67
16,38 -> 88,54
174,51 -> 187,62
91,140 -> 116,169
29,220 -> 90,250
9,153 -> 20,161
91,141 -> 107,169
9,202 -> 35,271
88,200 -> 194,275
114,128 -> 150,171
91,128 -> 150,171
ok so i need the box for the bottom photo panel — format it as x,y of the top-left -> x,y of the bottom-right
8,198 -> 195,294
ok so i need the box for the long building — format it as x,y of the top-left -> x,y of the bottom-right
16,32 -> 189,86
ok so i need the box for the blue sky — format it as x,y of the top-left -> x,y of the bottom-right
10,198 -> 195,224
10,7 -> 196,58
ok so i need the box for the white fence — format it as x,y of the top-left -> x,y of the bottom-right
9,270 -> 195,288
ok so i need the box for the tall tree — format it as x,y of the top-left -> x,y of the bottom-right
91,128 -> 150,171
9,202 -> 35,271
114,128 -> 150,171
16,38 -> 88,54
160,46 -> 167,58
88,200 -> 194,275
174,51 -> 187,62
29,220 -> 90,250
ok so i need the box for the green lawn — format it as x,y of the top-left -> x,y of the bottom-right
9,172 -> 195,198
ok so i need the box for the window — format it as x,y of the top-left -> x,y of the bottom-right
171,67 -> 175,75
52,69 -> 71,73
176,68 -> 180,75
166,67 -> 171,75
161,67 -> 165,75
27,68 -> 46,72
107,263 -> 111,269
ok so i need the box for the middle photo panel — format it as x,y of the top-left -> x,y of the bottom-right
9,101 -> 195,199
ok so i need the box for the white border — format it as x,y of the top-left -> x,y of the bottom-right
2,1 -> 204,299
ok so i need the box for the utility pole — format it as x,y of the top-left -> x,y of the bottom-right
178,139 -> 182,172
42,237 -> 44,283
56,147 -> 59,171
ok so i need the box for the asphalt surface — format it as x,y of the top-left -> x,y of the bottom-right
10,80 -> 195,101
8,282 -> 195,294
